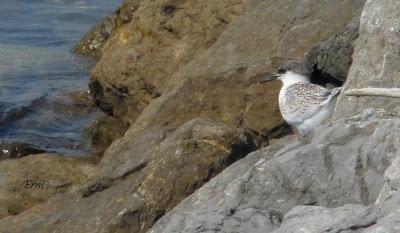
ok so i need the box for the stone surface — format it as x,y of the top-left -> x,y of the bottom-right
0,118 -> 258,233
147,110 -> 400,233
84,114 -> 129,160
274,205 -> 378,233
305,17 -> 360,84
0,154 -> 94,219
334,0 -> 400,118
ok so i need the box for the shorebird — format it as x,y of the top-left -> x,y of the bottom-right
261,61 -> 341,135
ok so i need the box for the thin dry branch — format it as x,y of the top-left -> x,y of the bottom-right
345,88 -> 400,98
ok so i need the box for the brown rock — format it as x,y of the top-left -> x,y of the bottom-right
89,0 -> 246,124
84,114 -> 129,160
0,154 -> 94,219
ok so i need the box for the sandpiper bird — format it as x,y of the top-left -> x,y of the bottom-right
261,61 -> 341,135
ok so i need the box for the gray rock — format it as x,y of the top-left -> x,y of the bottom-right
373,157 -> 400,222
362,212 -> 400,233
334,0 -> 400,118
383,157 -> 400,191
305,17 -> 360,83
147,110 -> 400,233
274,205 -> 378,233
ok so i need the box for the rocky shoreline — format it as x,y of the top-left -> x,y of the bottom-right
0,0 -> 399,232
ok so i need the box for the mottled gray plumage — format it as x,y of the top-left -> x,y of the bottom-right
280,82 -> 341,126
262,60 -> 341,134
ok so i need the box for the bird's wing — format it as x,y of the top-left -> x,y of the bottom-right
280,82 -> 336,124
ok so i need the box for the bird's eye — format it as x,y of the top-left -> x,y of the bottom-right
277,68 -> 286,74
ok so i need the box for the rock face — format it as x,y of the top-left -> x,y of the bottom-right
305,17 -> 360,84
0,118 -> 258,233
334,0 -> 400,117
89,0 -> 247,124
147,110 -> 400,233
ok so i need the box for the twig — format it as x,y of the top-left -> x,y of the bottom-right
345,88 -> 400,98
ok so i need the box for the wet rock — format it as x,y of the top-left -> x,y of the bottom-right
0,141 -> 45,160
0,91 -> 101,156
0,154 -> 94,219
73,0 -> 143,58
334,0 -> 400,118
0,118 -> 259,233
67,90 -> 94,108
147,111 -> 400,233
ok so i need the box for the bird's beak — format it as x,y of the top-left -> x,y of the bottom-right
259,74 -> 280,83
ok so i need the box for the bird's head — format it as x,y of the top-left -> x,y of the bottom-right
260,60 -> 311,85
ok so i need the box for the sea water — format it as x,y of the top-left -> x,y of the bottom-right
0,0 -> 122,155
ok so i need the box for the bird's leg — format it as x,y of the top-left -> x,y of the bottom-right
297,128 -> 312,145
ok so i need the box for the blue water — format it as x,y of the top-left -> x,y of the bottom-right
0,0 -> 122,155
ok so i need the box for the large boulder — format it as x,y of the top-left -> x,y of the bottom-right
89,0 -> 247,124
